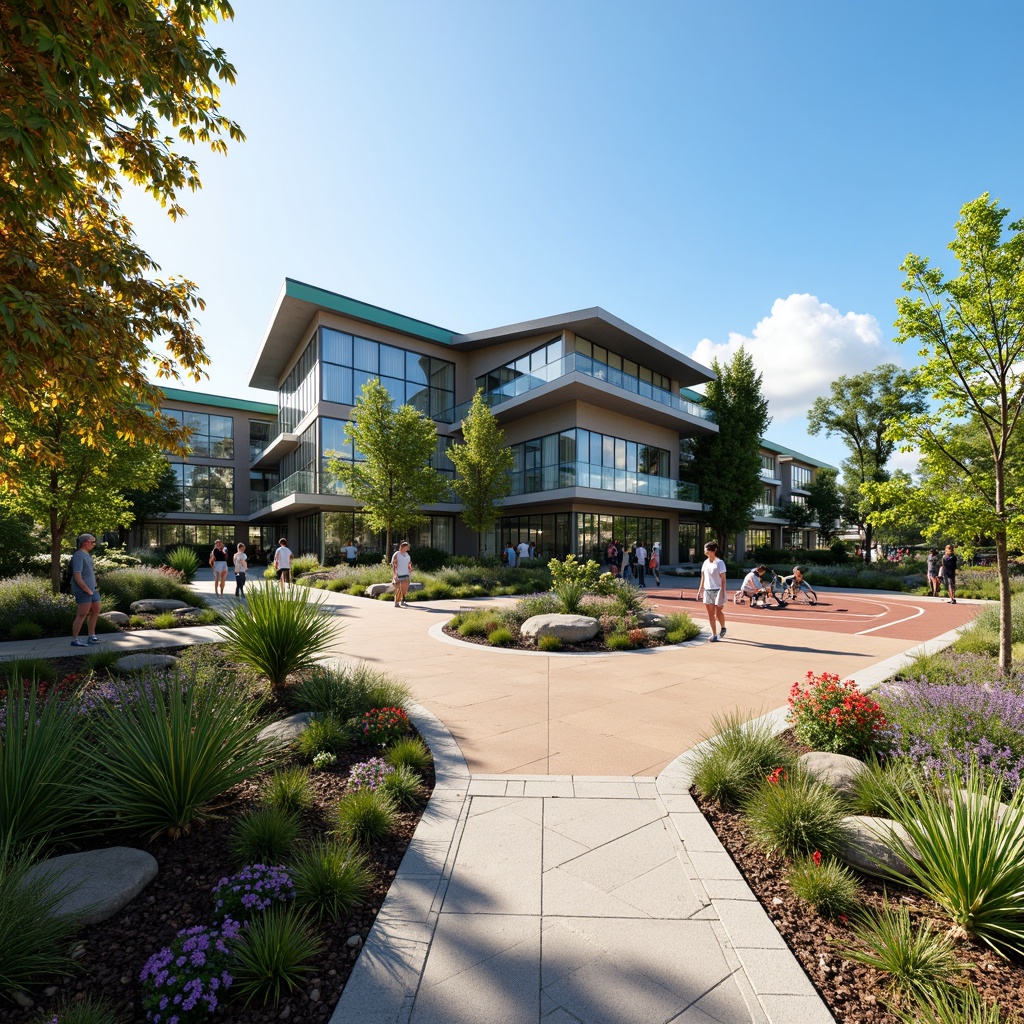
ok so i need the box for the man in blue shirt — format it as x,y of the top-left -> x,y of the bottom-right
70,533 -> 102,646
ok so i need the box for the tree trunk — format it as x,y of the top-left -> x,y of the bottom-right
863,522 -> 873,562
996,530 -> 1011,674
50,511 -> 63,595
476,531 -> 482,560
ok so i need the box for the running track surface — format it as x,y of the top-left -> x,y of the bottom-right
642,586 -> 980,641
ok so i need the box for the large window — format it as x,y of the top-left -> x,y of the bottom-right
250,419 -> 274,461
574,513 -> 666,564
279,337 -> 318,434
760,454 -> 776,476
746,529 -> 774,551
508,428 -> 672,497
790,465 -> 813,490
163,409 -> 234,459
139,522 -> 244,549
320,327 -> 455,422
475,337 -> 563,398
573,336 -> 671,392
170,464 -> 234,513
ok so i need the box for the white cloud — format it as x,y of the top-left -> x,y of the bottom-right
690,294 -> 887,420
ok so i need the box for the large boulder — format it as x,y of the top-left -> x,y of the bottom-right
130,598 -> 192,613
520,614 -> 599,643
113,653 -> 180,674
838,815 -> 920,879
643,627 -> 667,640
99,610 -> 129,626
23,847 -> 158,925
366,581 -> 425,597
258,712 -> 313,746
799,751 -> 868,801
638,612 -> 666,626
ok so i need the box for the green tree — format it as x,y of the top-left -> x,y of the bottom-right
1,1 -> 244,482
448,390 -> 513,558
692,348 -> 771,551
807,365 -> 925,560
777,500 -> 813,548
1,402 -> 171,590
118,463 -> 182,547
877,194 -> 1024,671
327,379 -> 447,558
0,500 -> 38,576
806,467 -> 843,544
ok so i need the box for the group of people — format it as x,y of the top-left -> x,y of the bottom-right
926,544 -> 958,603
207,537 -> 294,598
503,539 -> 536,568
604,539 -> 661,587
733,563 -> 807,608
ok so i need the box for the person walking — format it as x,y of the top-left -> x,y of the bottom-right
209,538 -> 229,595
233,542 -> 248,598
391,540 -> 413,607
635,540 -> 648,588
505,541 -> 517,568
942,543 -> 958,603
344,539 -> 359,568
606,539 -> 620,577
622,543 -> 633,583
926,548 -> 941,597
273,537 -> 293,591
70,533 -> 102,646
649,543 -> 661,586
517,538 -> 531,564
696,541 -> 728,641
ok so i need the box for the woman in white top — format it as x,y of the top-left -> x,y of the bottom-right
391,541 -> 413,608
233,542 -> 248,598
696,541 -> 728,642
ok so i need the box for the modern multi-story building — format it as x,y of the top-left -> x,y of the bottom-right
134,280 -> 832,563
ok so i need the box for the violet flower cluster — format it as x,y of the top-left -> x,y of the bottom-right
139,918 -> 242,1024
347,756 -> 394,792
211,863 -> 294,924
879,677 -> 1024,795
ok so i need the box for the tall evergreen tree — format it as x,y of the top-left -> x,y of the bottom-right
806,467 -> 844,544
328,379 -> 447,558
448,391 -> 513,558
692,348 -> 771,552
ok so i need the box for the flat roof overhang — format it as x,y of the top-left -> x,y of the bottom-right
250,432 -> 299,470
501,489 -> 704,514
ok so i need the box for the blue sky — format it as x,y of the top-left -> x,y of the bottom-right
124,0 -> 1024,469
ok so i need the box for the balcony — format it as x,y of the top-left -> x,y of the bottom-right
250,470 -> 315,513
449,353 -> 717,425
751,503 -> 785,519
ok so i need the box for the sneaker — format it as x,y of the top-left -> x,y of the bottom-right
709,634 -> 719,642
949,599 -> 957,604
401,601 -> 409,607
70,639 -> 88,647
719,626 -> 727,637
87,635 -> 101,644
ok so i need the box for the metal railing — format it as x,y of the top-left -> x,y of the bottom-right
250,470 -> 315,513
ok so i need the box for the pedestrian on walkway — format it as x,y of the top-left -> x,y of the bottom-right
926,548 -> 941,597
649,543 -> 661,586
233,542 -> 248,598
209,538 -> 229,595
505,542 -> 517,568
636,540 -> 648,588
622,543 -> 633,583
70,533 -> 101,647
942,543 -> 958,603
696,541 -> 727,642
391,540 -> 413,607
344,539 -> 359,568
273,537 -> 293,591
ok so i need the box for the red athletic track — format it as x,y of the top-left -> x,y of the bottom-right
641,586 -> 980,641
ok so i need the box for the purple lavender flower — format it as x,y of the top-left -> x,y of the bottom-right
211,864 -> 293,924
347,756 -> 394,792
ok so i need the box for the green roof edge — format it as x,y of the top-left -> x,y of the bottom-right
159,386 -> 278,415
286,279 -> 456,345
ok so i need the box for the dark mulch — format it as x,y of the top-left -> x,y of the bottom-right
1,736 -> 434,1024
691,792 -> 1024,1023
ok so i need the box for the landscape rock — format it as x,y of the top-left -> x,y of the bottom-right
23,847 -> 158,925
799,751 -> 868,801
130,598 -> 192,613
99,610 -> 129,626
643,627 -> 667,640
365,583 -> 394,597
113,653 -> 180,673
638,612 -> 666,626
838,815 -> 920,879
258,712 -> 314,746
520,614 -> 599,643
172,605 -> 202,617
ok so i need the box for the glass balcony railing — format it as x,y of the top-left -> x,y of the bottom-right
250,470 -> 315,513
449,353 -> 717,424
505,463 -> 693,500
677,481 -> 700,502
752,503 -> 785,518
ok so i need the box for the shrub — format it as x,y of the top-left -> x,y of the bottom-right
786,851 -> 860,918
129,614 -> 147,628
875,768 -> 1024,957
0,657 -> 56,686
152,611 -> 177,629
211,864 -> 294,925
409,545 -> 448,571
296,714 -> 350,761
230,907 -> 324,1006
973,590 -> 1024,645
385,736 -> 432,774
263,767 -> 314,813
538,634 -> 562,652
360,706 -> 411,745
48,994 -> 126,1024
336,787 -> 398,846
98,566 -> 204,613
0,839 -> 80,998
311,751 -> 336,771
662,612 -> 701,643
289,553 -> 322,579
787,671 -> 888,756
0,574 -> 77,636
894,988 -> 1013,1024
690,709 -> 797,807
140,918 -> 241,1022
9,620 -> 42,640
839,901 -> 968,1006
164,545 -> 201,582
742,771 -> 849,859
197,609 -> 220,625
289,662 -> 410,720
848,756 -> 921,817
424,580 -> 455,599
217,584 -> 341,687
85,672 -> 276,839
605,632 -> 633,651
487,626 -> 515,646
230,808 -> 301,867
548,553 -> 606,613
610,580 -> 647,616
381,763 -> 425,808
290,839 -> 372,921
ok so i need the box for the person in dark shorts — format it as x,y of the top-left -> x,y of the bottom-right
70,533 -> 101,646
273,537 -> 293,591
233,542 -> 248,598
926,548 -> 941,597
209,538 -> 229,595
942,544 -> 958,603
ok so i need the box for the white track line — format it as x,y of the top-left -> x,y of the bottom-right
855,604 -> 926,635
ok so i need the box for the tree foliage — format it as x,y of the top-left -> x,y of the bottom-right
448,390 -> 513,557
806,467 -> 843,544
691,348 -> 771,550
873,194 -> 1024,671
1,0 -> 244,483
328,379 -> 447,558
807,364 -> 925,559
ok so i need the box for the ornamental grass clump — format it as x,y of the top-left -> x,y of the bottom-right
874,768 -> 1024,958
164,546 -> 201,582
336,788 -> 398,846
230,907 -> 323,1006
742,770 -> 849,860
381,763 -> 426,808
878,678 -> 1024,796
262,767 -> 314,814
690,709 -> 797,807
140,918 -> 241,1023
295,714 -> 349,762
894,987 -> 1013,1024
229,808 -> 301,867
211,864 -> 294,925
218,584 -> 340,688
385,735 -> 432,774
548,553 -> 607,614
786,850 -> 860,918
47,993 -> 126,1024
289,662 -> 410,720
787,670 -> 887,757
848,756 -> 921,817
290,839 -> 372,922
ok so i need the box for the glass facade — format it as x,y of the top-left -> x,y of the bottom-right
323,510 -> 454,563
575,514 -> 666,564
139,522 -> 245,548
790,465 -> 813,489
475,337 -> 563,396
573,336 -> 671,391
163,409 -> 234,459
250,419 -> 274,461
498,513 -> 571,562
760,454 -> 776,476
279,337 -> 318,434
746,529 -> 774,551
509,429 -> 672,497
169,464 -> 234,514
320,327 -> 455,422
